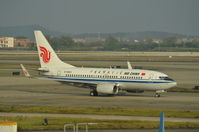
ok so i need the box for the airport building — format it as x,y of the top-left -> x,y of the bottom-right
0,37 -> 14,48
0,37 -> 35,49
14,38 -> 34,48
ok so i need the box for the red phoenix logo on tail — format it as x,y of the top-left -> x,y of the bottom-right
39,46 -> 51,63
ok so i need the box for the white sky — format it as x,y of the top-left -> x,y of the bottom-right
0,0 -> 199,35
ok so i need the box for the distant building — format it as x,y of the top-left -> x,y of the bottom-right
152,39 -> 163,44
85,37 -> 100,43
73,37 -> 106,43
14,38 -> 34,48
73,38 -> 86,43
0,37 -> 35,49
134,40 -> 139,43
0,37 -> 14,48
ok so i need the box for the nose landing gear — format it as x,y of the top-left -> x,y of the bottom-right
155,93 -> 161,97
154,90 -> 166,98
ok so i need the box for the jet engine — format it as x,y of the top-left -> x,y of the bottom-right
96,83 -> 118,95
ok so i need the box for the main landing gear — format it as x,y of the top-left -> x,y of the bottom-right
90,89 -> 98,96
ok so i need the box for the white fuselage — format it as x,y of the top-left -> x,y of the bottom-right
44,67 -> 177,91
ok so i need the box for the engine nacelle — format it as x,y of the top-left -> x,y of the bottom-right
96,83 -> 118,94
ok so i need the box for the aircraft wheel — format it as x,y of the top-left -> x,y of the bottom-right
90,90 -> 98,96
90,91 -> 94,96
155,93 -> 160,98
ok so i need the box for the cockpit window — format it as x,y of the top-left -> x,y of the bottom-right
159,76 -> 174,81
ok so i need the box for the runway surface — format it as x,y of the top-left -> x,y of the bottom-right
0,77 -> 198,111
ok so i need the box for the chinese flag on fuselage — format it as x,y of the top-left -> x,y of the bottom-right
141,73 -> 146,76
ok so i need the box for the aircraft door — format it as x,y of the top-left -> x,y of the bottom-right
149,73 -> 154,80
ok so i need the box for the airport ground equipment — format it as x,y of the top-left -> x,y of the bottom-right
64,122 -> 97,132
64,124 -> 76,132
159,112 -> 165,132
76,123 -> 89,132
12,71 -> 20,76
0,122 -> 17,132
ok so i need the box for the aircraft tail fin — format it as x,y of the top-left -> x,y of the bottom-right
34,30 -> 75,69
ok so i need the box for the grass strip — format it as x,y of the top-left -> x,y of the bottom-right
168,87 -> 199,93
0,116 -> 199,130
0,105 -> 198,118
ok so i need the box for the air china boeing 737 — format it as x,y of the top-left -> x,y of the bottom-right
22,31 -> 177,97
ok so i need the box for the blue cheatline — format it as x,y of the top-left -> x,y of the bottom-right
47,76 -> 175,84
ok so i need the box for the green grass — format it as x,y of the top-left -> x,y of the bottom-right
155,47 -> 199,52
0,105 -> 199,118
0,116 -> 199,130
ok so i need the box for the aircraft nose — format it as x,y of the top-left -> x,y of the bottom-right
170,81 -> 177,88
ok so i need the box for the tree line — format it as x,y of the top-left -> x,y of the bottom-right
34,35 -> 199,51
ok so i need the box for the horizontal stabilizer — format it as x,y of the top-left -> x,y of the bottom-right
20,64 -> 31,78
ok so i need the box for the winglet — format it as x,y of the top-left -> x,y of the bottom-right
159,112 -> 165,132
20,64 -> 31,78
127,61 -> 132,69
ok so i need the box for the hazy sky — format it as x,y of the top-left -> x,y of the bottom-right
0,0 -> 199,35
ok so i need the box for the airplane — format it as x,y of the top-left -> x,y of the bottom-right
21,30 -> 177,97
